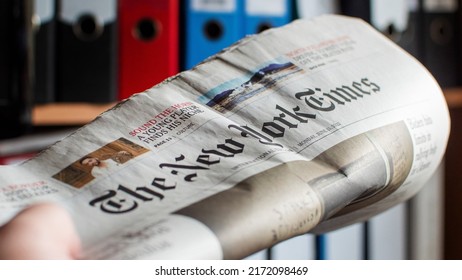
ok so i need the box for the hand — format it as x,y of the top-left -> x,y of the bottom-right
0,203 -> 81,259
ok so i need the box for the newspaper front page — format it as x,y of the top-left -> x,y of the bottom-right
0,15 -> 450,259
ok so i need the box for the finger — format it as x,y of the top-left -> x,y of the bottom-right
0,203 -> 81,260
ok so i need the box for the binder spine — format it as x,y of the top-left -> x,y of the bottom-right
294,0 -> 339,19
56,0 -> 117,103
34,0 -> 56,104
183,0 -> 244,70
118,0 -> 179,100
339,0 -> 371,22
0,0 -> 34,139
244,0 -> 292,35
422,0 -> 459,87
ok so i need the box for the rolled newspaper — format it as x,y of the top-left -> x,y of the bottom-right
0,15 -> 450,259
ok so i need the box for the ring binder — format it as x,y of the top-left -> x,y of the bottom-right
56,0 -> 118,103
33,0 -> 56,104
183,0 -> 244,70
118,0 -> 179,100
0,0 -> 34,139
243,0 -> 293,35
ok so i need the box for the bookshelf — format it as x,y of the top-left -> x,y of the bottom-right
443,87 -> 462,108
0,0 -> 458,259
30,88 -> 462,126
442,87 -> 462,259
32,103 -> 116,126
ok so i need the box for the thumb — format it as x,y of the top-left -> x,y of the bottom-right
0,203 -> 81,259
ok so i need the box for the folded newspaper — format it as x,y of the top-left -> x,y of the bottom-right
0,15 -> 450,259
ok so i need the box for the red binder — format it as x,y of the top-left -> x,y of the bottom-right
118,0 -> 179,100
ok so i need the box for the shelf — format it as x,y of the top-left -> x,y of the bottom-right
443,87 -> 462,109
32,102 -> 116,126
31,88 -> 462,126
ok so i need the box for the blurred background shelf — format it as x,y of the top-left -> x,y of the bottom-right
32,102 -> 115,126
31,87 -> 462,127
443,87 -> 462,108
3,0 -> 462,260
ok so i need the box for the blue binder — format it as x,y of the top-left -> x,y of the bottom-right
315,234 -> 328,260
243,0 -> 293,35
183,0 -> 244,70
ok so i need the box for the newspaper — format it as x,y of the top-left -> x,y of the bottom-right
0,15 -> 450,259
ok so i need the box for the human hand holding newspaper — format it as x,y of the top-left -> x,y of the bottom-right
0,15 -> 450,259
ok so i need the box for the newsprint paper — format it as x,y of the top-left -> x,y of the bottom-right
0,15 -> 450,259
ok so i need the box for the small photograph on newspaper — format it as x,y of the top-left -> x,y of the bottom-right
52,138 -> 150,188
202,59 -> 303,112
